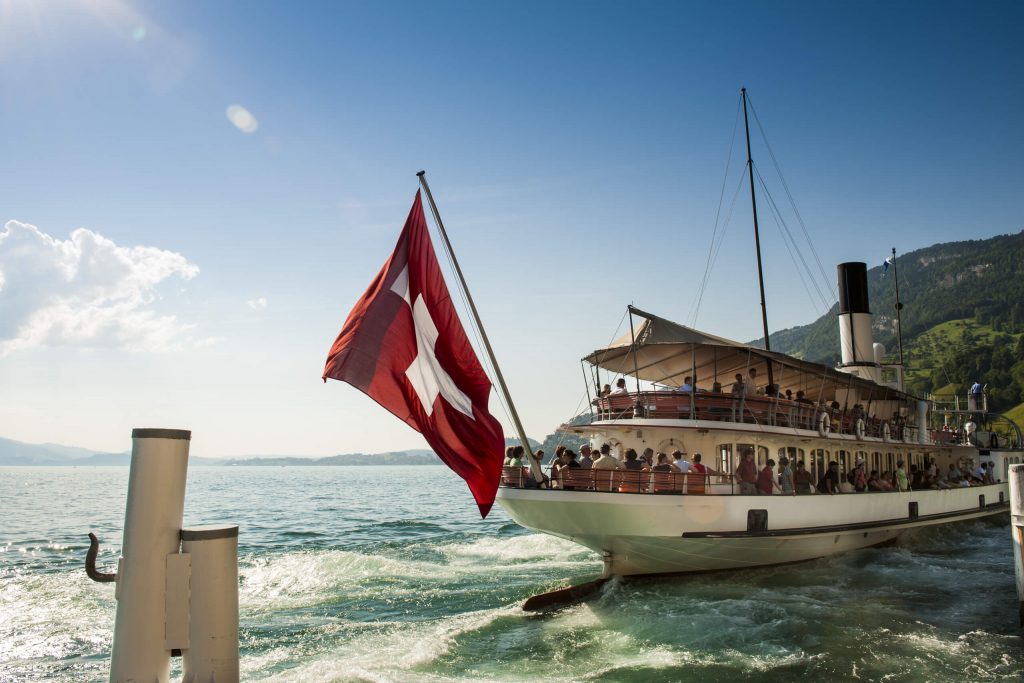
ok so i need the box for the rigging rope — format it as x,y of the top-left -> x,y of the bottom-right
690,95 -> 743,326
747,94 -> 837,307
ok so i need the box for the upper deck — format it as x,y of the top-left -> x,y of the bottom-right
591,390 -> 932,443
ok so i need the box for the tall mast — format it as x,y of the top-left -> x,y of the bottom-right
416,171 -> 545,483
891,247 -> 905,366
742,87 -> 774,389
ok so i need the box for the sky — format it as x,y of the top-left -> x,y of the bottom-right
1,0 -> 1021,457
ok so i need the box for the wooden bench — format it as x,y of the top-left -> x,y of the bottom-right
650,471 -> 684,494
591,469 -> 622,492
501,466 -> 528,488
559,468 -> 594,490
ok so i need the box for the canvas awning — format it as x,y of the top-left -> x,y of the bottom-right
583,307 -> 913,403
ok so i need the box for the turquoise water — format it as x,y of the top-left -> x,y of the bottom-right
1,465 -> 1021,682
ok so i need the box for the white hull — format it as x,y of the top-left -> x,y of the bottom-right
497,481 -> 1009,576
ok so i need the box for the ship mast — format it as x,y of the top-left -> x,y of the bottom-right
741,87 -> 774,389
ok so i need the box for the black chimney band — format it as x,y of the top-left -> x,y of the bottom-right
837,262 -> 870,314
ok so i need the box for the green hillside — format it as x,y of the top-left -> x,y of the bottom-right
765,231 -> 1024,412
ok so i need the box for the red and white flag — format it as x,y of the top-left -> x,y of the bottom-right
323,191 -> 505,517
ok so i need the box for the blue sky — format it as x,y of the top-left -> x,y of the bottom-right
1,0 -> 1021,456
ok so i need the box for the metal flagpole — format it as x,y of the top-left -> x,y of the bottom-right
416,171 -> 546,483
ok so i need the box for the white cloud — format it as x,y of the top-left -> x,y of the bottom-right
226,104 -> 258,134
247,297 -> 267,310
0,220 -> 200,355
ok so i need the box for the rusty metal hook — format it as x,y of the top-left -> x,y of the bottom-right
86,532 -> 117,582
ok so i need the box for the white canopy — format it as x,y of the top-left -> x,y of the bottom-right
583,307 -> 912,404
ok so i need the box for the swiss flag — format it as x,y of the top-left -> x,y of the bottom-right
323,191 -> 506,517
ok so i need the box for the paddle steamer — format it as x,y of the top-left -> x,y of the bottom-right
496,90 -> 1019,577
495,264 -> 1020,576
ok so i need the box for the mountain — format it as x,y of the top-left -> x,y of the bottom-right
759,231 -> 1024,412
0,437 -> 510,467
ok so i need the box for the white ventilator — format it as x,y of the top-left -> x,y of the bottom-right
86,428 -> 240,683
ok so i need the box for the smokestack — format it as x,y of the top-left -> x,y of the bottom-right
837,262 -> 880,383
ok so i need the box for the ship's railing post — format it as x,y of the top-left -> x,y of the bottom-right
1010,464 -> 1024,627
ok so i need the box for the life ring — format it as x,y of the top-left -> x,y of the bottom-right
855,418 -> 866,440
817,412 -> 831,438
882,421 -> 892,443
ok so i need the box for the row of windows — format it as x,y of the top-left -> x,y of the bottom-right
719,443 -> 931,481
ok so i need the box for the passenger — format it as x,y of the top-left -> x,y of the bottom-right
600,384 -> 612,397
758,459 -> 781,494
895,460 -> 909,491
507,447 -> 524,468
785,389 -> 793,401
947,462 -> 962,483
503,446 -> 515,466
553,445 -> 566,466
611,378 -> 628,395
745,367 -> 762,396
973,461 -> 987,481
795,390 -> 813,405
578,444 -> 594,469
592,447 -> 624,470
557,450 -> 580,489
736,449 -> 758,494
641,447 -> 655,468
851,459 -> 867,492
817,460 -> 842,494
867,470 -> 884,491
778,457 -> 795,495
910,464 -> 923,490
731,373 -> 745,395
622,449 -> 643,471
690,452 -> 708,474
711,381 -> 723,393
671,450 -> 691,473
984,462 -> 996,484
794,461 -> 812,494
651,452 -> 673,472
679,376 -> 694,392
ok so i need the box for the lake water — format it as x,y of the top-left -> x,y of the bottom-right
1,465 -> 1021,682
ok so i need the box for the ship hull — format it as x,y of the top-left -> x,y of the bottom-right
496,483 -> 1008,576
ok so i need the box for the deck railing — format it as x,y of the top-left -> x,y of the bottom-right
592,391 -> 921,442
501,466 -> 736,495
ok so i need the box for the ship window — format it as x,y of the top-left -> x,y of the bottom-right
811,448 -> 827,482
757,446 -> 769,468
718,443 -> 733,476
837,450 -> 849,474
872,452 -> 882,473
778,446 -> 805,465
886,452 -> 894,474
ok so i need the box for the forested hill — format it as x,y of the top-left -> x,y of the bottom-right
762,230 -> 1024,411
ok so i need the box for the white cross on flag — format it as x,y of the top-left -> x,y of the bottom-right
323,191 -> 505,517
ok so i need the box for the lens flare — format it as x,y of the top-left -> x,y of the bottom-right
226,104 -> 259,134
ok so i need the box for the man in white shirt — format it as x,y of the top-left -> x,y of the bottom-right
611,378 -> 628,394
671,451 -> 691,473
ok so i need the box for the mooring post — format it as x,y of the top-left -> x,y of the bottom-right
109,428 -> 191,682
181,525 -> 240,683
1010,464 -> 1024,627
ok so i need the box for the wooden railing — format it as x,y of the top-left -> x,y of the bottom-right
501,466 -> 735,494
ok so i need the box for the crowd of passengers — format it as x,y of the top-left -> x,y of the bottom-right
595,371 -> 912,436
502,443 -> 1000,494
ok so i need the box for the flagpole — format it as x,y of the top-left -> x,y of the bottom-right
416,171 -> 546,483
